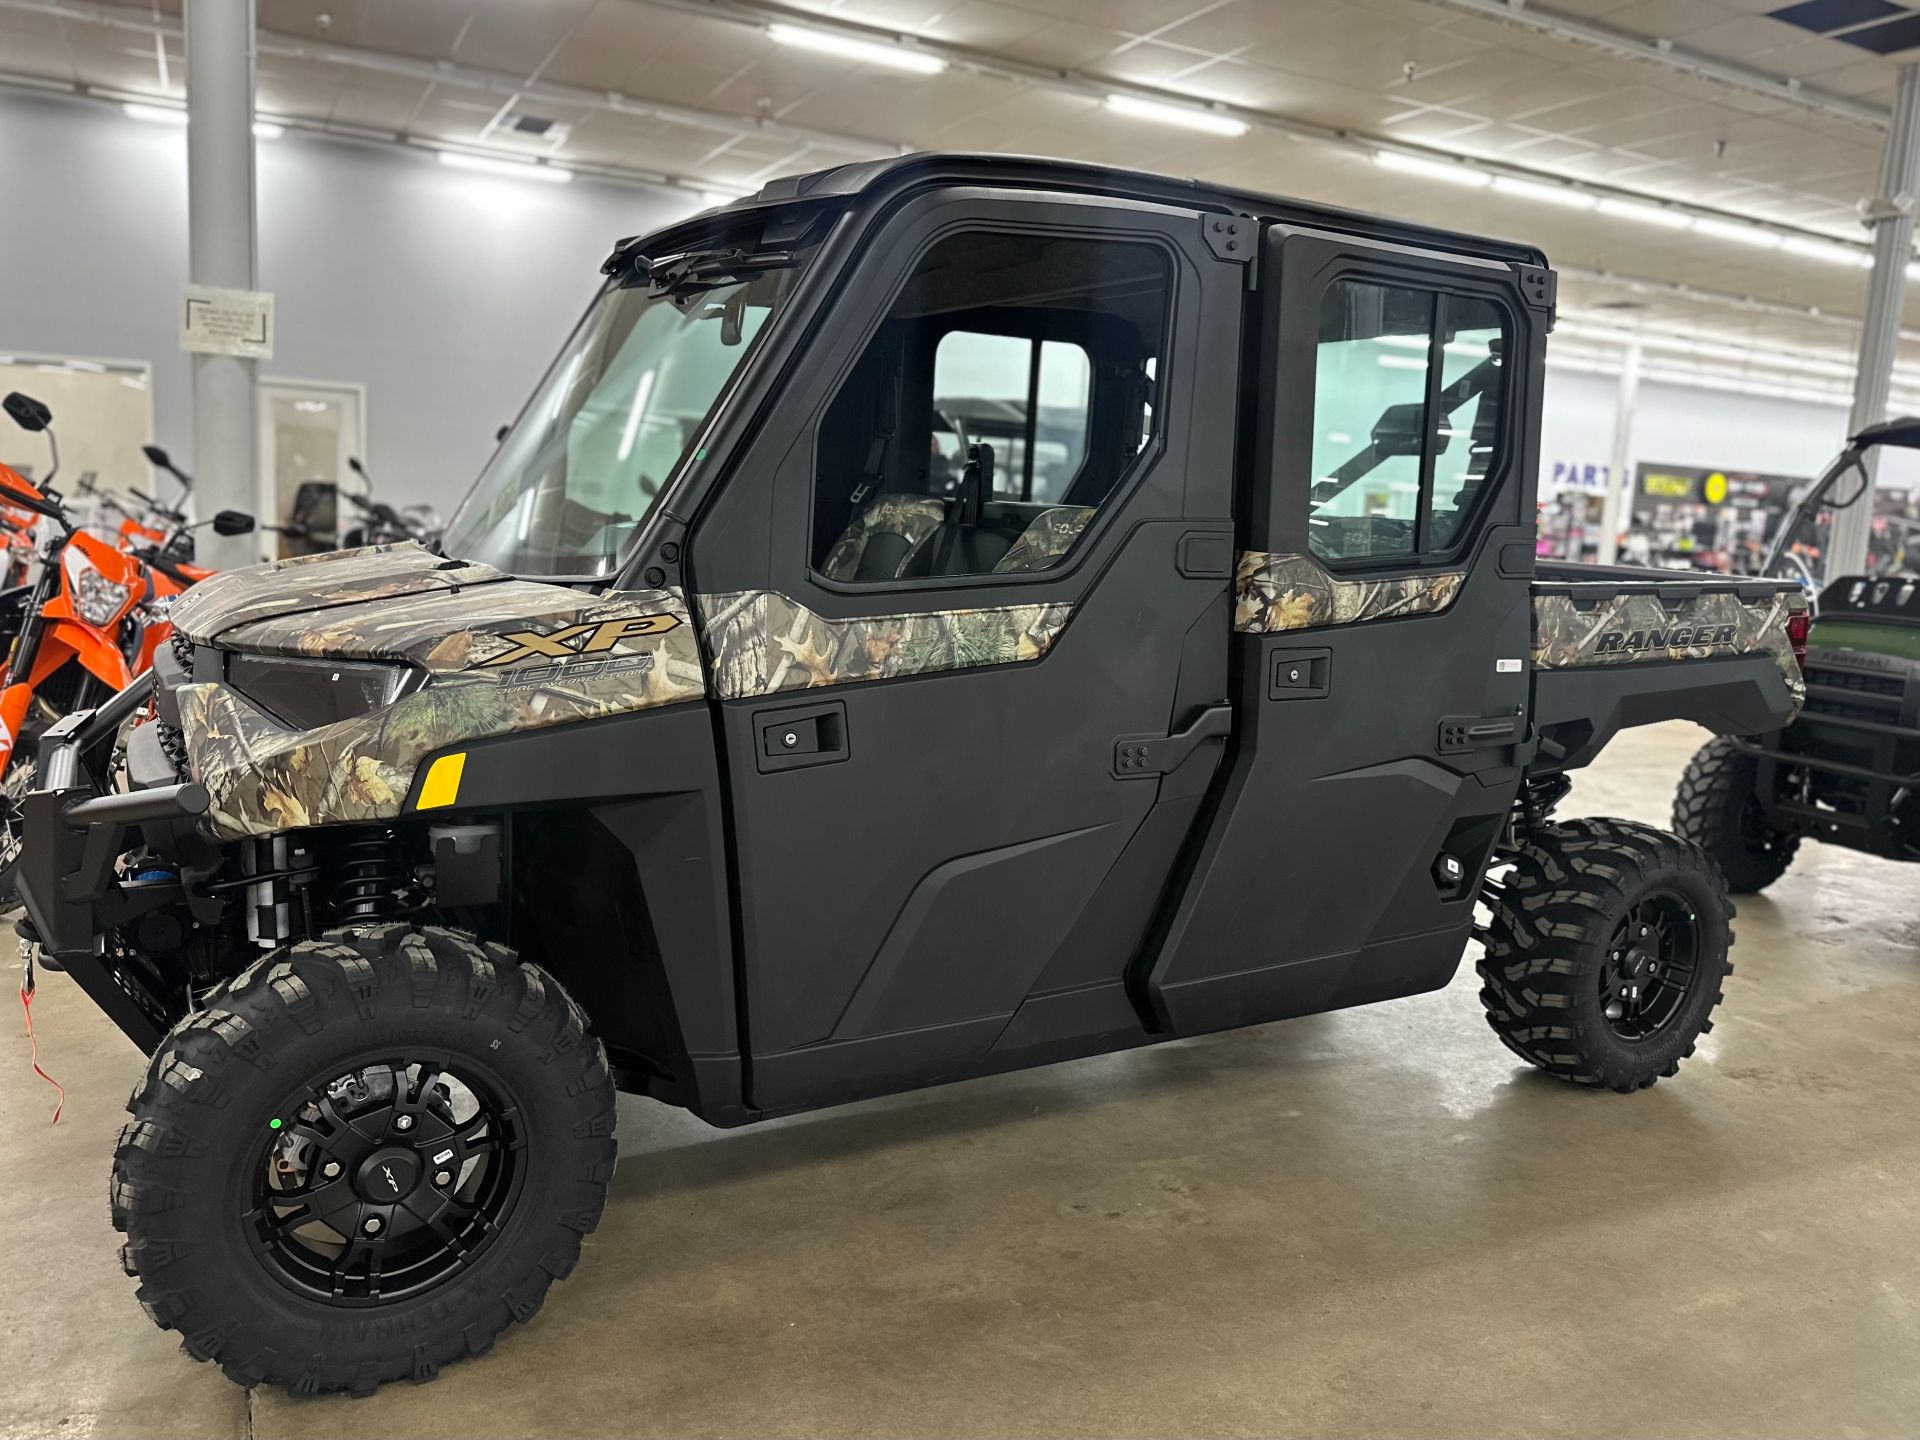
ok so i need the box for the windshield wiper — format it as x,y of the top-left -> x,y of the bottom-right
640,247 -> 796,298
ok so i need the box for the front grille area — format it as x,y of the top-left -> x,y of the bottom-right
1801,663 -> 1908,724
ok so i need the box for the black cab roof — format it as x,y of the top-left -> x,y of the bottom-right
622,151 -> 1549,274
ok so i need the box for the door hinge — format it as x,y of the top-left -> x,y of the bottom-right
1114,704 -> 1232,779
1201,212 -> 1257,268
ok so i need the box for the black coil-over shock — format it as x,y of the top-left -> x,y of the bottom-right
330,829 -> 409,920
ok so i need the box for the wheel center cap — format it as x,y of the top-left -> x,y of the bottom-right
355,1148 -> 421,1204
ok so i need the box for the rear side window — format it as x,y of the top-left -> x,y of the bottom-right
1307,280 -> 1507,565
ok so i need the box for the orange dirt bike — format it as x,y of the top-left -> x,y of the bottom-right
0,392 -> 253,884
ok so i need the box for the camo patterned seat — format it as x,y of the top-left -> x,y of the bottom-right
819,494 -> 947,583
992,506 -> 1096,574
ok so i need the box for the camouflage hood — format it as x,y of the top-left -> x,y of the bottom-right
167,541 -> 509,646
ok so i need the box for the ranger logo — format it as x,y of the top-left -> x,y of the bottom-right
477,613 -> 682,668
1593,623 -> 1737,655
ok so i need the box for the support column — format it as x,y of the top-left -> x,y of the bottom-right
185,0 -> 263,570
1835,62 -> 1920,583
1598,342 -> 1641,567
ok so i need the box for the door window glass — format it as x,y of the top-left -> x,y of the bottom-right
1307,280 -> 1506,565
812,230 -> 1168,584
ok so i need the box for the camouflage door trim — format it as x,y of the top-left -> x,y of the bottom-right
1531,586 -> 1808,712
698,589 -> 1073,699
1234,550 -> 1465,634
179,587 -> 706,840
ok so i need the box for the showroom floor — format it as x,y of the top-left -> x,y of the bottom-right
1,721 -> 1914,1440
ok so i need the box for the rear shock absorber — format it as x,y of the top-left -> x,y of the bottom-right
331,829 -> 409,921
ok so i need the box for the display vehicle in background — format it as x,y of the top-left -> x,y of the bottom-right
15,155 -> 1808,1397
1676,420 -> 1920,884
0,393 -> 252,888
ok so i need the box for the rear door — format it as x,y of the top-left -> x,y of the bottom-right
1145,226 -> 1551,1034
688,188 -> 1245,1111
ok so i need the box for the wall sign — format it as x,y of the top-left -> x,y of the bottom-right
180,284 -> 275,359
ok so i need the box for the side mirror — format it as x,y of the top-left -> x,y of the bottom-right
347,456 -> 367,478
4,392 -> 52,433
142,443 -> 171,467
212,509 -> 256,536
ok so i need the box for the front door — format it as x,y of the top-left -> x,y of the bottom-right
1145,226 -> 1549,1033
689,191 -> 1244,1111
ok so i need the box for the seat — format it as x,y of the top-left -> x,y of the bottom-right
992,506 -> 1095,574
819,494 -> 946,583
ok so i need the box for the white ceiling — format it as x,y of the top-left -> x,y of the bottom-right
8,0 -> 1920,395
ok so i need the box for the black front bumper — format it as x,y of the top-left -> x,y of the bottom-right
16,683 -> 210,1051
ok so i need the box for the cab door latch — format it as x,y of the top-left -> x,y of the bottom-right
1113,704 -> 1232,779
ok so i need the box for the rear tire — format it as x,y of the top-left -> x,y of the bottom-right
111,923 -> 617,1397
1672,735 -> 1798,893
1478,817 -> 1733,1093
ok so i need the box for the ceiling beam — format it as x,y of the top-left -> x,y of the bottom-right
0,0 -> 897,162
1413,0 -> 1887,130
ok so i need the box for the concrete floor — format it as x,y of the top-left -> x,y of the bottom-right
2,721 -> 1915,1440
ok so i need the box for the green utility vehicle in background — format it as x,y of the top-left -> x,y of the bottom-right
1676,420 -> 1920,886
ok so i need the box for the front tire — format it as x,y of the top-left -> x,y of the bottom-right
111,923 -> 617,1397
1672,735 -> 1799,893
1477,817 -> 1733,1093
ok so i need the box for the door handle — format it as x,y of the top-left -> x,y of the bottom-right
1114,703 -> 1232,779
754,700 -> 849,773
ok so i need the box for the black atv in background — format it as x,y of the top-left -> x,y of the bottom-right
1675,420 -> 1919,887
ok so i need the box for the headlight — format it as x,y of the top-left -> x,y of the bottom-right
224,654 -> 422,730
64,547 -> 134,628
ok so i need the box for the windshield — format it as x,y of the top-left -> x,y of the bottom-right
442,242 -> 813,576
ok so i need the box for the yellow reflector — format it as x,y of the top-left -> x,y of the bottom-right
416,752 -> 466,810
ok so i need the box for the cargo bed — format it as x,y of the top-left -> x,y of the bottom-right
1527,561 -> 1808,770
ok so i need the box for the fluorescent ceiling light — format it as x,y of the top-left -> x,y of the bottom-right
1374,151 -> 1490,188
767,23 -> 946,74
124,102 -> 282,139
1596,197 -> 1693,230
1104,94 -> 1249,138
122,102 -> 186,127
438,151 -> 572,184
1376,354 -> 1428,370
1778,234 -> 1869,267
1491,175 -> 1595,210
1692,217 -> 1781,250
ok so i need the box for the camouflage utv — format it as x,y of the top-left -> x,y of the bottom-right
16,154 -> 1807,1397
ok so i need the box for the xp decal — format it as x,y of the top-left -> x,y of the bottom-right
475,613 -> 684,668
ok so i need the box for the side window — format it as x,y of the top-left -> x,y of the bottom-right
811,230 -> 1168,585
1307,280 -> 1507,565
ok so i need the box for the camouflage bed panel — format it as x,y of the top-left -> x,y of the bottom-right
1234,550 -> 1465,633
1531,586 -> 1808,712
170,540 -> 505,642
699,589 -> 1072,699
179,587 -> 704,839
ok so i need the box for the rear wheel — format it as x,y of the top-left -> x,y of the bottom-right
1478,817 -> 1732,1093
1673,735 -> 1798,893
112,923 -> 617,1396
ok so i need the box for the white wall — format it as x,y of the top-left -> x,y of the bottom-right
1540,361 -> 1920,497
0,90 -> 699,516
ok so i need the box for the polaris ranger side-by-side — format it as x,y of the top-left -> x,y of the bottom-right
16,156 -> 1808,1397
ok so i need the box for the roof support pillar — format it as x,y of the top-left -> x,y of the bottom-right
1835,62 -> 1920,584
185,0 -> 264,569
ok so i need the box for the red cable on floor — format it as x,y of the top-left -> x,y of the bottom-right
19,975 -> 64,1125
